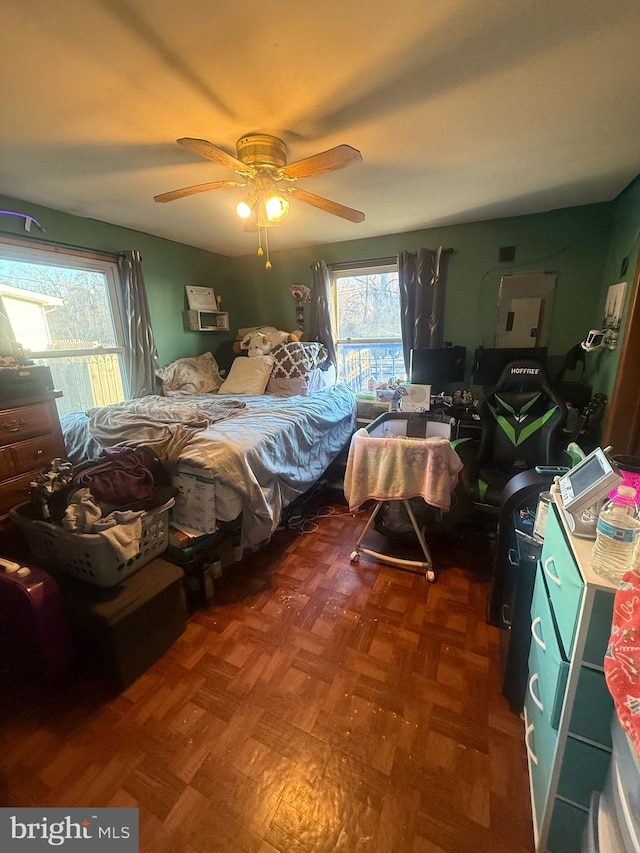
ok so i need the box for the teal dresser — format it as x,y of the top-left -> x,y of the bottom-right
524,495 -> 616,852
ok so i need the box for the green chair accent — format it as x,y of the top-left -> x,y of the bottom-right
461,359 -> 567,510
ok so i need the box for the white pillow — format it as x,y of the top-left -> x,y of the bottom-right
217,355 -> 274,394
266,369 -> 328,397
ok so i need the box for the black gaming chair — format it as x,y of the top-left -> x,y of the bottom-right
460,359 -> 567,511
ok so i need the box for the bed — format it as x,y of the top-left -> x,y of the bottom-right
60,344 -> 356,552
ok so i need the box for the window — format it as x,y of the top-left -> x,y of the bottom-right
332,261 -> 406,393
0,242 -> 128,416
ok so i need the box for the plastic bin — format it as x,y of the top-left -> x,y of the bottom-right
10,498 -> 174,588
583,791 -> 600,853
606,715 -> 640,853
55,557 -> 187,690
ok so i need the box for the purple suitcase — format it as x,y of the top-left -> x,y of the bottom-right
0,558 -> 74,682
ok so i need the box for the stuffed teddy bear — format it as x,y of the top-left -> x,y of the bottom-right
234,326 -> 301,357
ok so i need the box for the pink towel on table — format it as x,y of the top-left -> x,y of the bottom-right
344,428 -> 463,512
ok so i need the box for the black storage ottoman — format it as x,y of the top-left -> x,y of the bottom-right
56,558 -> 187,690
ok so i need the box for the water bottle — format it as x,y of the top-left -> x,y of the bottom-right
591,485 -> 640,585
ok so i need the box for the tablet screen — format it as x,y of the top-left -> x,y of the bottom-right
568,455 -> 606,496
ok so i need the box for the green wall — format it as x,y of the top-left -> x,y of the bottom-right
1,193 -> 616,383
0,194 -> 230,365
227,203 -> 613,379
592,177 -> 640,400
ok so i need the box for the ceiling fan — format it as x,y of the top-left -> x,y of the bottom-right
154,134 -> 365,230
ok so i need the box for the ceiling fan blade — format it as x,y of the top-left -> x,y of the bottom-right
282,145 -> 362,179
154,180 -> 242,203
288,187 -> 365,223
177,137 -> 252,174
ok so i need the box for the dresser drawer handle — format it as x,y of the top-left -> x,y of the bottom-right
525,722 -> 538,765
528,672 -> 544,712
508,548 -> 519,567
544,555 -> 561,586
531,616 -> 546,650
1,418 -> 26,433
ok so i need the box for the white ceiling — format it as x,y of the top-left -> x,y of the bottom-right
2,0 -> 640,258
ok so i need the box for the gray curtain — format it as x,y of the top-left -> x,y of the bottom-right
398,246 -> 447,373
118,250 -> 160,398
310,260 -> 337,365
0,296 -> 17,358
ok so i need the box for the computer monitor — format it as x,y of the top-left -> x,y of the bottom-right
473,347 -> 548,386
410,346 -> 466,388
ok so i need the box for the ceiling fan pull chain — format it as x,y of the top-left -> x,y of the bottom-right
265,228 -> 272,270
257,227 -> 264,257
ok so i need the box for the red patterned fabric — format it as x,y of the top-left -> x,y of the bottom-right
604,568 -> 640,760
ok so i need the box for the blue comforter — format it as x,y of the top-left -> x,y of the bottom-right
61,384 -> 356,549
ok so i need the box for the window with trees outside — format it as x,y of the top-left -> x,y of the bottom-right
332,261 -> 406,393
0,241 -> 128,416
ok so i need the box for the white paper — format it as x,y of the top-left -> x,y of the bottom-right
185,285 -> 217,311
172,471 -> 218,534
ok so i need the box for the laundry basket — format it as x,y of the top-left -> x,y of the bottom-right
10,498 -> 174,588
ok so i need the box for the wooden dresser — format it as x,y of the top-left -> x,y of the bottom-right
0,392 -> 66,522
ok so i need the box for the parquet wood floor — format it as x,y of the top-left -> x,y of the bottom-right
0,498 -> 534,853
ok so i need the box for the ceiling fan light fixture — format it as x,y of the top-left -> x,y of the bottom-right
156,134 -> 365,271
236,199 -> 253,219
265,193 -> 289,223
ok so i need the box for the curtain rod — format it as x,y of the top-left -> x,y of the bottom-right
0,229 -> 120,263
329,257 -> 396,271
329,247 -> 454,272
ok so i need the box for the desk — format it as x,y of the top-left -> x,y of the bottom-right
426,405 -> 481,439
454,416 -> 482,440
355,399 -> 390,426
357,399 -> 482,433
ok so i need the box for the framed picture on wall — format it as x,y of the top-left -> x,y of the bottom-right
599,280 -> 627,350
602,281 -> 627,334
185,285 -> 217,311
